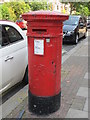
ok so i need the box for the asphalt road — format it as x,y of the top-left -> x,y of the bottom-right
1,29 -> 89,118
63,29 -> 90,52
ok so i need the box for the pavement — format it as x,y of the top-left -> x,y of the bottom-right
2,32 -> 89,119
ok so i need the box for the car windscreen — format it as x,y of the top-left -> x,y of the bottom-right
64,16 -> 79,25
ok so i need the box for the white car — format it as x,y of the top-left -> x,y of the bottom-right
0,21 -> 28,94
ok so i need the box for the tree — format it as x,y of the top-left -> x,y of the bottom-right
29,1 -> 46,11
1,2 -> 30,21
0,5 -> 2,20
61,2 -> 90,16
8,7 -> 17,21
1,4 -> 10,20
7,2 -> 30,19
78,5 -> 89,17
29,1 -> 52,11
71,3 -> 89,17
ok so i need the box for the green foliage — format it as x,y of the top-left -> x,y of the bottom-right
0,5 -> 2,20
1,2 -> 17,21
1,2 -> 30,21
74,12 -> 80,15
1,1 -> 52,21
73,2 -> 89,16
8,2 -> 30,19
47,3 -> 53,11
63,2 -> 90,17
1,4 -> 10,20
78,5 -> 89,17
29,1 -> 46,11
8,7 -> 17,21
29,1 -> 51,11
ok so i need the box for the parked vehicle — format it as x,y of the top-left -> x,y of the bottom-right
63,15 -> 87,44
0,21 -> 28,94
16,19 -> 27,30
87,16 -> 90,29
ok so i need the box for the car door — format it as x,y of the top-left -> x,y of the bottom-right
0,24 -> 27,94
83,17 -> 87,36
79,17 -> 85,38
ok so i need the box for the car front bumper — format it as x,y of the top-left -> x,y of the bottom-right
63,33 -> 75,42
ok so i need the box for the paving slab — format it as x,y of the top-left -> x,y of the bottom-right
76,87 -> 88,98
81,78 -> 88,87
84,72 -> 90,80
66,108 -> 88,118
71,96 -> 86,110
72,45 -> 88,57
0,106 -> 2,120
84,72 -> 88,79
1,85 -> 28,118
6,97 -> 28,118
83,98 -> 88,112
84,42 -> 88,46
62,38 -> 87,64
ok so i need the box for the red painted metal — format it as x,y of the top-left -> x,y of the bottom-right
22,11 -> 69,97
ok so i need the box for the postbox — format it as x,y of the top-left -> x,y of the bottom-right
22,11 -> 69,115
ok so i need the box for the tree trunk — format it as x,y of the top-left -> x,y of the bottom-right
70,3 -> 73,15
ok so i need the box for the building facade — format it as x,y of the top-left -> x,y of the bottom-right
48,0 -> 70,14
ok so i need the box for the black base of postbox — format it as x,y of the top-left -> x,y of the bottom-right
28,91 -> 61,115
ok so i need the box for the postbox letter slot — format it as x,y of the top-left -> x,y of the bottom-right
32,29 -> 47,33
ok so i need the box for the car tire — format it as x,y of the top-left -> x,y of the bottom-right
23,66 -> 28,84
74,34 -> 79,44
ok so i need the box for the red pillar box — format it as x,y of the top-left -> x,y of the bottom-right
22,11 -> 69,115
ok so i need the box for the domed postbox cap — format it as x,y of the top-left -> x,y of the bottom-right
22,10 -> 69,22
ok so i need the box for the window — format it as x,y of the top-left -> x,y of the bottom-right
2,25 -> 10,47
64,16 -> 79,25
4,25 -> 23,43
1,25 -> 23,47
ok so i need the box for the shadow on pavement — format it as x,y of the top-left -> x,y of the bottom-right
2,81 -> 28,104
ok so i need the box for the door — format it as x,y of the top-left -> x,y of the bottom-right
0,24 -> 27,93
79,17 -> 85,38
83,17 -> 87,36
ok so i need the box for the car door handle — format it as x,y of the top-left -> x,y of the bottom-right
5,56 -> 14,62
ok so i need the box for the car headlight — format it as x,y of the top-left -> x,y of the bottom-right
63,34 -> 65,38
67,31 -> 74,34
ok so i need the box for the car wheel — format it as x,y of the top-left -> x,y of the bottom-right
74,34 -> 79,44
23,66 -> 28,84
